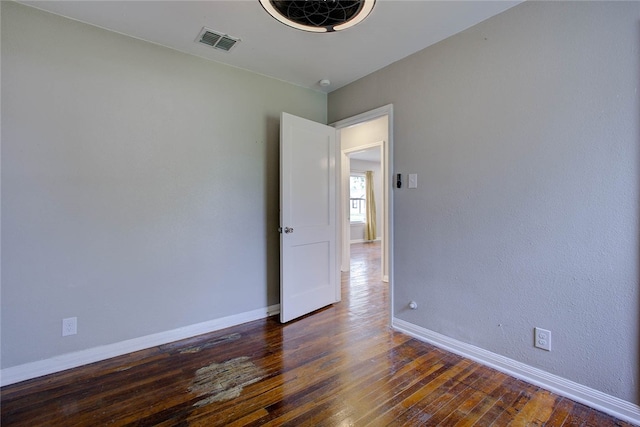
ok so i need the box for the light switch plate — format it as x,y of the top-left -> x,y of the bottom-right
408,174 -> 418,188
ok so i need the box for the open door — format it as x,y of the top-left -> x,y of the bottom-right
280,112 -> 339,323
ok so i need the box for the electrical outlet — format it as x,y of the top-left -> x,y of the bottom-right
62,317 -> 77,337
534,327 -> 551,351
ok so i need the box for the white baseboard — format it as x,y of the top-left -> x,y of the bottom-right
392,318 -> 640,426
1,304 -> 280,387
350,238 -> 381,244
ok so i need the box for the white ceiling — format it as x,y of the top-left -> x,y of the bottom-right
350,147 -> 381,163
20,0 -> 520,93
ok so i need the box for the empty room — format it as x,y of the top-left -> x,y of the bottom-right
2,0 -> 639,425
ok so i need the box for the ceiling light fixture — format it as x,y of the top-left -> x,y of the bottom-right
259,0 -> 375,33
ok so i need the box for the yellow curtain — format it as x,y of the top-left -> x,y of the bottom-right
365,171 -> 377,241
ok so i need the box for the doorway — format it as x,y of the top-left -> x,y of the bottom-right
346,147 -> 383,302
278,106 -> 392,323
332,105 -> 393,307
343,144 -> 384,278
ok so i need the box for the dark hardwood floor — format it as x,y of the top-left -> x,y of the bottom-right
1,241 -> 634,426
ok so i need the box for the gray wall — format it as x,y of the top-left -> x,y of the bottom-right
1,2 -> 326,368
329,1 -> 639,404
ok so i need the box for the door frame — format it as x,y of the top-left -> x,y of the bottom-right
331,104 -> 394,320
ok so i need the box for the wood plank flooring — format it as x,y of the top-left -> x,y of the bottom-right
1,242 -> 635,426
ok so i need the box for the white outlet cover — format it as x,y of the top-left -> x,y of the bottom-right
62,317 -> 78,336
534,327 -> 551,351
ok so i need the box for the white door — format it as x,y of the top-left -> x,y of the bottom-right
280,112 -> 339,323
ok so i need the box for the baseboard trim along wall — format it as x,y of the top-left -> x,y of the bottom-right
350,238 -> 382,244
1,304 -> 281,387
392,318 -> 640,426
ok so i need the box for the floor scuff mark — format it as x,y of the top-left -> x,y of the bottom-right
179,333 -> 242,354
189,356 -> 265,407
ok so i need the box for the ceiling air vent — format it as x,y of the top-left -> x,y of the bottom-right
196,28 -> 240,52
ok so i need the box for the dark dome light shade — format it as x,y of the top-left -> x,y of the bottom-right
259,0 -> 375,33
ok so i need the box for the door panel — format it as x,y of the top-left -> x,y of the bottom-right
280,113 -> 338,323
290,128 -> 330,228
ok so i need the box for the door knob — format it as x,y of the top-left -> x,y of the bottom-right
284,227 -> 294,234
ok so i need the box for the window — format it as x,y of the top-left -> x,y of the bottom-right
350,174 -> 366,223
